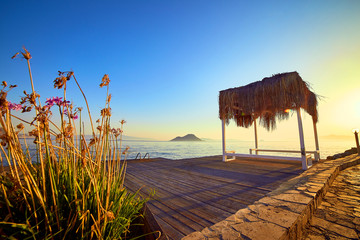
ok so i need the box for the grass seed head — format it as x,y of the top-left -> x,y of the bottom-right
100,107 -> 111,117
21,47 -> 32,60
16,123 -> 24,130
122,146 -> 130,155
100,74 -> 110,88
11,47 -> 32,60
53,76 -> 67,89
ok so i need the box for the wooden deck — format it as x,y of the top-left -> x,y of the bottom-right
124,155 -> 303,239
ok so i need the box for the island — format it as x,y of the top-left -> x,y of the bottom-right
170,134 -> 202,141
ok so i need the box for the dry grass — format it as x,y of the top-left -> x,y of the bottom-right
219,71 -> 318,130
0,47 -> 151,239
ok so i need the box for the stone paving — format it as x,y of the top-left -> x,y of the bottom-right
182,155 -> 360,240
303,165 -> 360,239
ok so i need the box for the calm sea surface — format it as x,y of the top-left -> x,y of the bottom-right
122,139 -> 354,160
3,138 -> 355,164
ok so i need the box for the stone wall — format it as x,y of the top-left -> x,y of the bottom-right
183,155 -> 360,240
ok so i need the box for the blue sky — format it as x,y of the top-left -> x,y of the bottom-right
1,1 -> 360,141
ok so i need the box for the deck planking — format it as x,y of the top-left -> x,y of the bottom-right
124,155 -> 303,239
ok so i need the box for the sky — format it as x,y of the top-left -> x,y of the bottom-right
0,0 -> 359,141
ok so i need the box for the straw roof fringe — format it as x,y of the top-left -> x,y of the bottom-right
219,72 -> 318,131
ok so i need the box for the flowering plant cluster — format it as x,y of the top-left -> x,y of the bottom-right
0,47 -> 149,240
45,96 -> 70,107
8,101 -> 22,111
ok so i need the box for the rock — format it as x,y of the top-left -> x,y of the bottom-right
327,148 -> 358,160
170,134 -> 202,141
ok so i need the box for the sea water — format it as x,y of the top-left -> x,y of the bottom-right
2,138 -> 355,164
122,139 -> 355,160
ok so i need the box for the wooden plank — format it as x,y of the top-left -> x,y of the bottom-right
249,149 -> 319,154
143,204 -> 168,240
225,153 -> 303,161
125,173 -> 218,229
126,171 -> 236,220
124,156 -> 303,239
128,162 -> 269,206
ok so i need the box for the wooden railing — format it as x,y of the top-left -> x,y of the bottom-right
249,148 -> 320,161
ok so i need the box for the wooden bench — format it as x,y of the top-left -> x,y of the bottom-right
249,149 -> 320,162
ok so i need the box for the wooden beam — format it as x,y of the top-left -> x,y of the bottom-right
249,149 -> 319,154
296,108 -> 308,170
222,119 -> 227,162
225,152 -> 303,162
313,120 -> 320,161
253,117 -> 258,155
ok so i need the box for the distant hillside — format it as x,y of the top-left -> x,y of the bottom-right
170,134 -> 202,141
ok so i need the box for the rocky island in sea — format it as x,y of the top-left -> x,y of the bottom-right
170,134 -> 202,141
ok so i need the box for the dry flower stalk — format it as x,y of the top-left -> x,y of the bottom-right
0,47 -> 149,239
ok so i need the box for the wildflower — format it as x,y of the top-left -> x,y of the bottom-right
54,76 -> 67,89
45,97 -> 70,108
105,211 -> 115,221
28,128 -> 39,137
96,119 -> 100,124
21,91 -> 39,106
61,100 -> 70,107
11,52 -> 19,59
29,93 -> 39,105
0,133 -> 9,146
112,128 -> 122,138
100,107 -> 111,117
81,155 -> 87,167
100,74 -> 110,88
45,97 -> 55,107
2,81 -> 7,87
12,46 -> 31,60
0,92 -> 7,113
8,102 -> 22,111
16,123 -> 24,130
55,134 -> 62,143
81,138 -> 88,162
22,106 -> 32,113
89,137 -> 98,147
63,108 -> 78,120
64,124 -> 74,138
52,96 -> 63,105
122,146 -> 130,155
120,119 -> 126,125
66,71 -> 74,80
73,107 -> 82,119
97,126 -> 102,132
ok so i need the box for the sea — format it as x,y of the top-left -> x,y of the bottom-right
2,138 -> 355,164
121,138 -> 354,160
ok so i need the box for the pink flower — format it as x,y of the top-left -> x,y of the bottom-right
45,97 -> 60,107
45,97 -> 70,107
63,108 -> 78,120
8,102 -> 22,111
53,97 -> 63,106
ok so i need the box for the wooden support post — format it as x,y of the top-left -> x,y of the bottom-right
297,108 -> 307,170
254,117 -> 258,155
222,119 -> 227,162
313,120 -> 320,161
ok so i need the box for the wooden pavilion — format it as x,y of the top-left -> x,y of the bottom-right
219,72 -> 320,170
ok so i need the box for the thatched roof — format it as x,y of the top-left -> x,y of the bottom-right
219,71 -> 318,131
